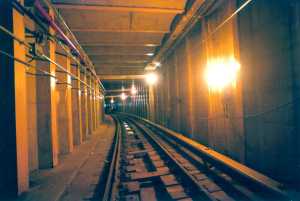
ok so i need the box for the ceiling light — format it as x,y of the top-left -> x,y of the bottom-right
146,53 -> 154,56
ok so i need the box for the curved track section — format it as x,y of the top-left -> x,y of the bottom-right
101,114 -> 291,201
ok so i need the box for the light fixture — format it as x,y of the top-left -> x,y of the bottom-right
131,84 -> 137,95
146,53 -> 154,56
154,61 -> 161,68
205,56 -> 240,91
121,92 -> 127,101
145,44 -> 157,47
110,98 -> 114,103
145,73 -> 158,85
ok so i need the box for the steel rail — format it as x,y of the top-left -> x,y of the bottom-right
121,113 -> 291,201
131,119 -> 258,200
127,118 -> 217,201
102,116 -> 121,201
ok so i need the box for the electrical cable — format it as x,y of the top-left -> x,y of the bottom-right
0,48 -> 99,94
11,0 -> 105,91
0,24 -> 97,91
0,49 -> 56,78
0,25 -> 31,49
34,0 -> 104,90
210,0 -> 253,36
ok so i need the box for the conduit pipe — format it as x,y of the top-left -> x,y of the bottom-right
34,0 -> 81,60
34,0 -> 105,92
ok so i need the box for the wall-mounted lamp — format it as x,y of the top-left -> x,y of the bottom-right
121,92 -> 127,101
131,83 -> 137,95
205,56 -> 240,91
145,73 -> 158,85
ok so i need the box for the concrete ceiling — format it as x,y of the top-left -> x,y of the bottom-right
52,0 -> 187,78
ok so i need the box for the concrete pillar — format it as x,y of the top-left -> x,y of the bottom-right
146,87 -> 150,119
92,79 -> 97,130
185,38 -> 194,135
97,90 -> 100,126
140,86 -> 144,117
25,17 -> 38,172
36,11 -> 59,169
0,1 -> 29,197
136,85 -> 139,116
81,70 -> 89,140
87,73 -> 93,135
71,63 -> 82,145
56,52 -> 73,154
148,85 -> 155,121
94,89 -> 98,127
96,86 -> 100,126
96,89 -> 102,126
99,95 -> 104,123
138,84 -> 142,117
142,86 -> 146,118
95,84 -> 98,127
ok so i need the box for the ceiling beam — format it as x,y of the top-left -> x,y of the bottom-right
81,43 -> 160,47
90,55 -> 151,61
53,4 -> 184,14
88,53 -> 154,56
92,60 -> 149,64
94,64 -> 146,68
72,29 -> 169,34
146,0 -> 214,70
99,74 -> 146,80
106,89 -> 131,93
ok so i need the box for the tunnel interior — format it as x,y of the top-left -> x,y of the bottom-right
0,0 -> 300,200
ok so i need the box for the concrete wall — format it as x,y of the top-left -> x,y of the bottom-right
238,0 -> 299,182
1,1 -> 105,198
148,0 -> 300,183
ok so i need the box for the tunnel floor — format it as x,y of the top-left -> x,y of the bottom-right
5,114 -> 300,201
10,116 -> 115,201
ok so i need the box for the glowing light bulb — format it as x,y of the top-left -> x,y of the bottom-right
121,92 -> 127,100
131,85 -> 137,95
145,73 -> 158,85
154,62 -> 161,67
205,56 -> 240,91
110,98 -> 114,103
146,53 -> 154,56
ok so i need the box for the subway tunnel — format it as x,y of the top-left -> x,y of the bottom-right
0,0 -> 299,200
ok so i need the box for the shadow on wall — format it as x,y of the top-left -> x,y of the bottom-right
150,0 -> 300,184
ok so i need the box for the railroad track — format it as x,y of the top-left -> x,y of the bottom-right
102,114 -> 291,201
